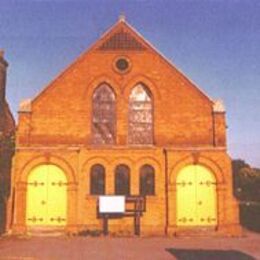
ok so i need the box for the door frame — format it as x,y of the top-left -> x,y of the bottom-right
176,164 -> 217,227
168,155 -> 225,232
26,164 -> 68,227
10,155 -> 78,234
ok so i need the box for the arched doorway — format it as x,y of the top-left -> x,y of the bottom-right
26,164 -> 67,227
176,165 -> 217,227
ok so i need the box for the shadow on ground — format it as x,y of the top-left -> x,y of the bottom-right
240,203 -> 260,233
166,248 -> 254,260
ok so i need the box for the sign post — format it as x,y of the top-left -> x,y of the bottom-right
99,196 -> 125,236
103,214 -> 109,236
98,195 -> 145,236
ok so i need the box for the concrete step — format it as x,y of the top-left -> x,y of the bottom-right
175,227 -> 217,237
27,226 -> 66,237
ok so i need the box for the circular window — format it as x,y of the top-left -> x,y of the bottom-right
115,58 -> 129,72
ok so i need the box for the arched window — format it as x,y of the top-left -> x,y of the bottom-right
92,83 -> 116,144
90,164 -> 105,195
140,165 -> 155,196
115,164 -> 130,195
129,83 -> 153,144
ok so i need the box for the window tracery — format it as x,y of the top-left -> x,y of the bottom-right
129,84 -> 153,144
92,84 -> 116,144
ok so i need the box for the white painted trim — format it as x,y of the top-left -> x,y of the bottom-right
213,99 -> 226,113
18,99 -> 32,112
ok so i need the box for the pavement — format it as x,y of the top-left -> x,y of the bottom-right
0,230 -> 259,260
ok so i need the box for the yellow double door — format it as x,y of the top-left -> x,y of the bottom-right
26,165 -> 67,226
177,165 -> 217,227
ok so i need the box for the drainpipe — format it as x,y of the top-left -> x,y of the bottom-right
163,148 -> 169,236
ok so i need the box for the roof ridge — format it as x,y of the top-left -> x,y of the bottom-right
31,18 -> 213,105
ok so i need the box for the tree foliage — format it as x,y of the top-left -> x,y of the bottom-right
232,159 -> 260,201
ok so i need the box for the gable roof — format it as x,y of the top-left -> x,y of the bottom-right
97,28 -> 146,51
30,17 -> 213,107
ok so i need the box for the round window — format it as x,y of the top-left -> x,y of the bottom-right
115,58 -> 129,72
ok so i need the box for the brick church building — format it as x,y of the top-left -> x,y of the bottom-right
7,17 -> 241,236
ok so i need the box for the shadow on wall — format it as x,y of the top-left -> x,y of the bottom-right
0,139 -> 14,234
166,248 -> 254,260
0,197 -> 7,234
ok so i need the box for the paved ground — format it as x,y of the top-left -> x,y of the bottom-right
0,231 -> 259,260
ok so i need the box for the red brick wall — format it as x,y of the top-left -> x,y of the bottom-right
213,112 -> 226,147
17,50 -> 219,147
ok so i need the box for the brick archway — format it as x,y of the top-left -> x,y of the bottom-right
11,155 -> 78,234
17,155 -> 77,184
175,164 -> 217,227
168,155 -> 225,232
169,155 -> 225,185
122,75 -> 161,101
26,164 -> 68,227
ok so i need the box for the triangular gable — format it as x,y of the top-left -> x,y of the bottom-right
31,18 -> 213,105
98,28 -> 146,51
95,19 -> 213,103
95,17 -> 146,51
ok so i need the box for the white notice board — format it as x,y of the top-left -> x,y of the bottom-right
99,196 -> 125,213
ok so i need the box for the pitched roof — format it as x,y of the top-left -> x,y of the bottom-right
32,17 -> 213,105
98,28 -> 146,51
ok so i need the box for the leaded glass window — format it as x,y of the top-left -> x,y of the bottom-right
140,165 -> 155,196
92,84 -> 116,144
90,164 -> 105,195
115,164 -> 130,195
128,84 -> 153,144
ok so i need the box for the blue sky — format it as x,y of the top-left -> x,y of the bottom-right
1,0 -> 260,167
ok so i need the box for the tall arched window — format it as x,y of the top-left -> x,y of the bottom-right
115,164 -> 130,195
129,83 -> 153,144
92,83 -> 116,145
140,165 -> 155,196
90,164 -> 105,195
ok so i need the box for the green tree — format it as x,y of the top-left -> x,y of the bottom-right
232,159 -> 260,201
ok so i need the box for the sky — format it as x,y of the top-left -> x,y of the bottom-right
0,0 -> 260,167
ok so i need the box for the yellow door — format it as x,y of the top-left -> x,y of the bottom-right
196,166 -> 217,226
176,165 -> 197,226
26,166 -> 48,225
47,166 -> 67,225
26,165 -> 67,227
176,165 -> 217,227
